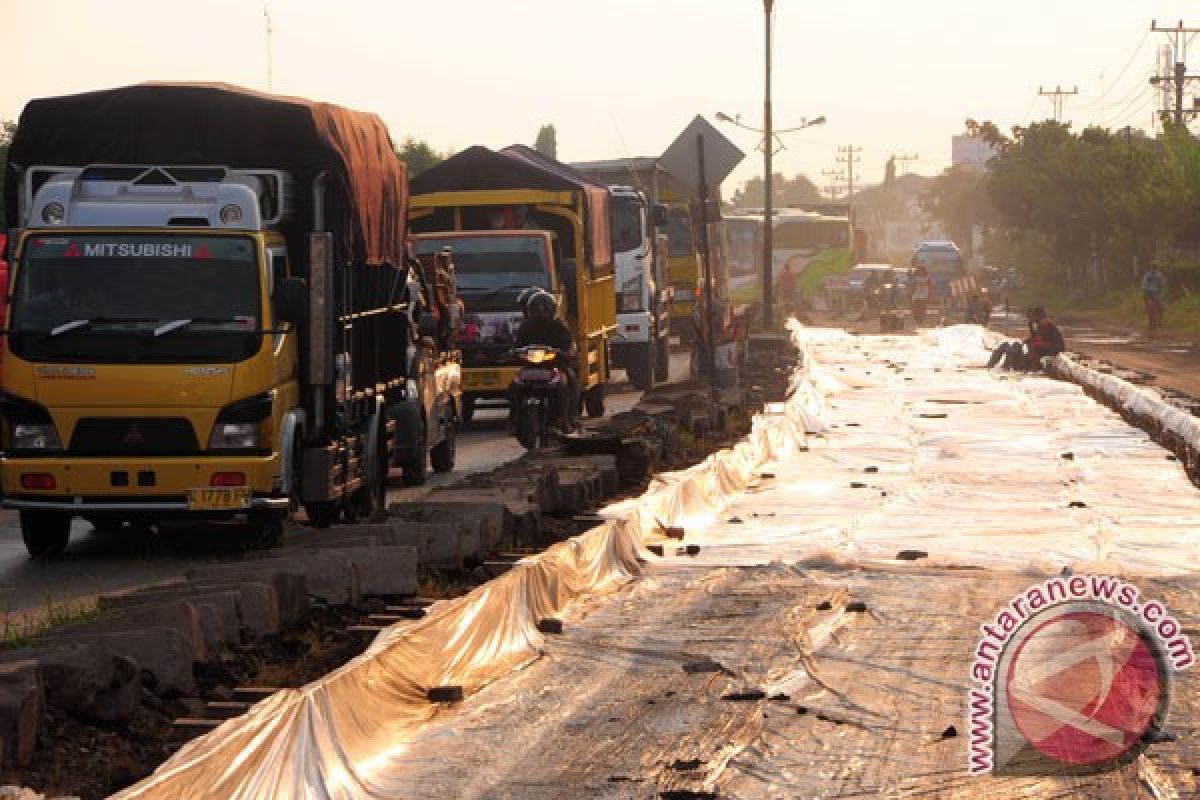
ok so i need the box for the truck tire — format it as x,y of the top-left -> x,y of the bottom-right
304,501 -> 339,529
401,441 -> 428,486
430,421 -> 457,473
248,509 -> 286,549
655,335 -> 671,383
584,384 -> 606,418
626,344 -> 653,391
20,511 -> 71,559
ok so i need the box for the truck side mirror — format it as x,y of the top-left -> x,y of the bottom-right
277,276 -> 308,325
650,204 -> 669,228
418,311 -> 438,339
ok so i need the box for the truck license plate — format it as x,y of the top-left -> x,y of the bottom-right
187,487 -> 251,511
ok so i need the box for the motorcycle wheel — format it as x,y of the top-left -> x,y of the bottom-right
516,403 -> 543,450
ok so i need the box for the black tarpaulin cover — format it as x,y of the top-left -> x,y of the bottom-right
5,82 -> 407,267
411,144 -> 612,268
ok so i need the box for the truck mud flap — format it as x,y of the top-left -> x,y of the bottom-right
300,445 -> 341,503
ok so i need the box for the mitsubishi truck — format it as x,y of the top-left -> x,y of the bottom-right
1,83 -> 460,558
409,145 -> 616,422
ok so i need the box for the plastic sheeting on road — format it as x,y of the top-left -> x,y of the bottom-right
114,323 -> 1200,798
112,359 -> 810,799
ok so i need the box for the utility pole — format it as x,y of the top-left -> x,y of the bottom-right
1150,20 -> 1200,126
837,145 -> 861,203
893,153 -> 919,175
1037,85 -> 1079,122
762,0 -> 775,329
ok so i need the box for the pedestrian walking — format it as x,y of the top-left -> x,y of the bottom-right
1142,263 -> 1167,334
911,264 -> 931,325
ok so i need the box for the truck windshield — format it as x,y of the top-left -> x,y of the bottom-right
10,234 -> 262,364
611,196 -> 643,254
415,235 -> 551,292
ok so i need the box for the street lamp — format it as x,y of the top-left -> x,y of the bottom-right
716,111 -> 826,328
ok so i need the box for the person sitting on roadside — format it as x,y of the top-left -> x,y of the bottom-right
986,306 -> 1065,371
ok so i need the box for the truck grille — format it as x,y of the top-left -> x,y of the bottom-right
69,418 -> 200,457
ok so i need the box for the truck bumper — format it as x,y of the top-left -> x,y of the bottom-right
1,454 -> 285,514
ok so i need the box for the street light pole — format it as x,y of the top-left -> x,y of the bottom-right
763,0 -> 775,329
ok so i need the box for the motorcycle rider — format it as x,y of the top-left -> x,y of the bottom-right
513,289 -> 578,431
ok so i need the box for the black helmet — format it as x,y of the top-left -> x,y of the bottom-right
524,289 -> 557,321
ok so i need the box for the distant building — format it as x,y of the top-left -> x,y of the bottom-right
952,135 -> 995,172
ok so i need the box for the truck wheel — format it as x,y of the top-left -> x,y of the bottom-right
626,345 -> 653,391
584,384 -> 606,418
655,336 -> 671,382
248,509 -> 286,549
461,396 -> 476,425
430,421 -> 457,473
304,501 -> 339,529
401,447 -> 428,486
20,511 -> 71,560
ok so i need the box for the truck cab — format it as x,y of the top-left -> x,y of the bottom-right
412,230 -> 561,419
4,165 -> 299,554
608,187 -> 670,390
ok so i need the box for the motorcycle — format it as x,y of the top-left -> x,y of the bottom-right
509,345 -> 571,450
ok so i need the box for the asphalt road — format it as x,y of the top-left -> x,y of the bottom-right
0,351 -> 692,616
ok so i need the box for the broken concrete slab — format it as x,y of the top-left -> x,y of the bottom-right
0,661 -> 41,768
547,455 -> 619,495
47,599 -> 207,664
262,545 -> 417,598
406,492 -> 540,547
40,628 -> 196,697
388,502 -> 505,552
189,552 -> 361,607
101,581 -> 282,637
0,642 -> 134,723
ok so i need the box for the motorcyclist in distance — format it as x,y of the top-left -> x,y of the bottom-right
514,289 -> 578,431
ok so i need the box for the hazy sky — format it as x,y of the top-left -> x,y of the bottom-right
1,1 -> 1196,195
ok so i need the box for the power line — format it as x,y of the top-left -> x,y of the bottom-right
1080,29 -> 1152,108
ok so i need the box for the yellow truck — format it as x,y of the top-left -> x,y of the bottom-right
0,84 -> 460,557
409,146 -> 616,420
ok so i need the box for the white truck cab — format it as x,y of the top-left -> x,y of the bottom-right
608,186 -> 670,390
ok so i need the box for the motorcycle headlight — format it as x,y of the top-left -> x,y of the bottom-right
526,348 -> 551,364
11,423 -> 62,451
208,422 -> 260,451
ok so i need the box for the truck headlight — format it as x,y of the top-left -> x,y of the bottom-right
208,392 -> 274,452
12,423 -> 62,451
208,422 -> 260,450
